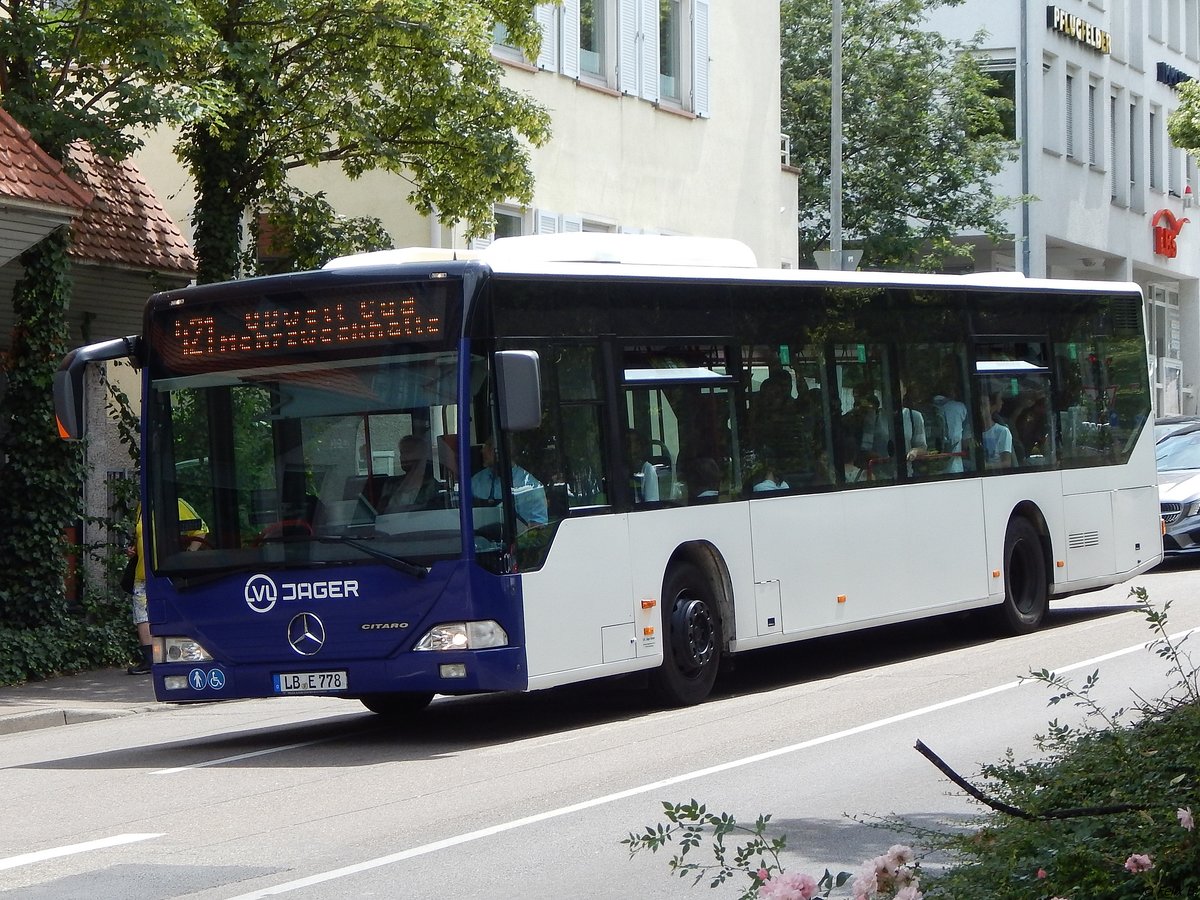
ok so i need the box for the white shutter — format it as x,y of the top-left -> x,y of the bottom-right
561,215 -> 584,233
536,4 -> 558,71
469,235 -> 494,251
640,0 -> 659,102
561,0 -> 581,79
693,0 -> 710,116
535,209 -> 560,234
618,0 -> 639,94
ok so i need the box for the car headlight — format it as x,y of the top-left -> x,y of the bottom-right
1184,500 -> 1200,519
154,637 -> 213,663
414,621 -> 509,651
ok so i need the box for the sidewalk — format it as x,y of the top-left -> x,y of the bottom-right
0,667 -> 159,735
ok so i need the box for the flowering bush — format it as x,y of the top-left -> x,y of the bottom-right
625,589 -> 1200,899
622,800 -> 921,899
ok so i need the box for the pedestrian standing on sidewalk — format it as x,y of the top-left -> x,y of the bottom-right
125,500 -> 207,675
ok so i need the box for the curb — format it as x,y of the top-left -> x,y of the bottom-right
0,705 -> 156,736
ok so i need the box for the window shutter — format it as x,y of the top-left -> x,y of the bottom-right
561,215 -> 584,233
693,0 -> 710,116
535,209 -> 561,234
618,0 -> 639,94
536,4 -> 558,71
561,0 -> 581,79
469,235 -> 494,251
639,0 -> 659,102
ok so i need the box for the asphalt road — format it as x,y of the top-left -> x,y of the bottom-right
2,558 -> 1198,899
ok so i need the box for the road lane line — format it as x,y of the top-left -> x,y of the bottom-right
225,627 -> 1197,899
150,733 -> 355,775
0,833 -> 162,872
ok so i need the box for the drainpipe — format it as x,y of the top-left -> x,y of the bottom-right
1020,0 -> 1032,276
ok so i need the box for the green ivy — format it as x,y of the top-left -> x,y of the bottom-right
0,229 -> 82,631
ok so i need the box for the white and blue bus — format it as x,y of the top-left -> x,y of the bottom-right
55,234 -> 1163,712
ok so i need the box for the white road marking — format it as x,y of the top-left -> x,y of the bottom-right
224,630 -> 1194,899
150,733 -> 354,775
0,833 -> 162,872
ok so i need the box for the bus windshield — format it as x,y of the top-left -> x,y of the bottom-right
148,349 -> 466,578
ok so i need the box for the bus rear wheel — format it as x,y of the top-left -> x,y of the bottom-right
359,692 -> 434,716
650,562 -> 723,707
997,517 -> 1048,634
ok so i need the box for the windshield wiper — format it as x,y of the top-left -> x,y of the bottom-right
314,535 -> 429,578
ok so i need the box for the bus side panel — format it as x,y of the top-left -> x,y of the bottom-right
521,515 -> 638,685
749,482 -> 989,639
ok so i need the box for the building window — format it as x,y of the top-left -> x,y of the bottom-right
659,0 -> 683,101
1111,93 -> 1120,201
1150,106 -> 1161,190
1088,81 -> 1098,165
618,0 -> 709,114
980,59 -> 1017,140
509,1 -> 708,114
580,0 -> 607,77
1065,72 -> 1076,158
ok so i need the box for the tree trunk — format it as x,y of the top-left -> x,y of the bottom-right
188,121 -> 259,285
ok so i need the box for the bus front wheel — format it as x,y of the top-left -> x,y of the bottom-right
650,562 -> 723,707
359,692 -> 434,716
997,517 -> 1048,634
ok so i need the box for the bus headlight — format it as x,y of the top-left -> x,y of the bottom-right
155,637 -> 213,663
414,621 -> 509,651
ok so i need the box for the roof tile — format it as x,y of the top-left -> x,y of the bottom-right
0,109 -> 93,210
65,142 -> 197,276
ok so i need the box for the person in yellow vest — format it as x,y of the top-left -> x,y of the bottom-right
126,500 -> 207,675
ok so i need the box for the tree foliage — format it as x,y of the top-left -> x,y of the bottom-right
0,0 -> 204,647
172,0 -> 552,283
1167,80 -> 1200,157
781,0 -> 1017,271
246,187 -> 394,276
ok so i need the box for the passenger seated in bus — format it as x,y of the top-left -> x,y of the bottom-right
379,434 -> 440,511
980,393 -> 1015,470
626,429 -> 660,502
752,465 -> 790,492
471,436 -> 548,529
687,456 -> 723,503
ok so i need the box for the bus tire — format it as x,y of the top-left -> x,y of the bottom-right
996,517 -> 1048,634
359,692 -> 434,716
650,562 -> 723,706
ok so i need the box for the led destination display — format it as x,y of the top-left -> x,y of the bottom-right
155,284 -> 451,371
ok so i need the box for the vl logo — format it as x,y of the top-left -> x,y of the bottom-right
245,574 -> 278,613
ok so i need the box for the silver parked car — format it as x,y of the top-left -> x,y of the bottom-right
1157,422 -> 1200,555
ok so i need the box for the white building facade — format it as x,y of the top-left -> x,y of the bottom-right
137,1 -> 800,272
926,0 -> 1200,415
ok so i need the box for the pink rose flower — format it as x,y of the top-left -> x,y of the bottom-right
1124,853 -> 1154,873
1037,868 -> 1048,879
757,870 -> 819,900
1178,807 -> 1195,832
893,884 -> 923,900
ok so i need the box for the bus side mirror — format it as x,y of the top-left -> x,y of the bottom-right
495,350 -> 542,432
53,336 -> 142,440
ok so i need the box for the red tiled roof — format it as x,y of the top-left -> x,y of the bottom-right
0,109 -> 94,210
66,141 -> 196,276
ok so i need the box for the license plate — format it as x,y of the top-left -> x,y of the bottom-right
273,671 -> 348,694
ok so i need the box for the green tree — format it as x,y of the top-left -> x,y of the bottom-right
246,187 -> 394,276
781,0 -> 1017,271
173,0 -> 552,284
0,0 -> 206,633
1167,80 -> 1200,160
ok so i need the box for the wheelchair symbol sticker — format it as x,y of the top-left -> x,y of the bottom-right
207,669 -> 226,690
